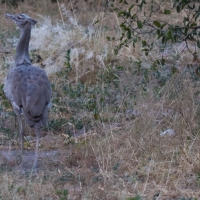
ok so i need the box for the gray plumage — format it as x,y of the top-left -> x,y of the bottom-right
4,14 -> 52,169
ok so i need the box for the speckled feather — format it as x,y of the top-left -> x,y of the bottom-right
4,65 -> 52,128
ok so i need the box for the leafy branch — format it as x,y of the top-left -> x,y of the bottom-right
109,0 -> 200,59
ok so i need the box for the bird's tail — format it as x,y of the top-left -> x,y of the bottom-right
23,104 -> 49,128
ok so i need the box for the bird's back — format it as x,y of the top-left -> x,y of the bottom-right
4,64 -> 52,128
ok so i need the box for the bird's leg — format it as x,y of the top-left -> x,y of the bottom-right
16,114 -> 24,165
33,128 -> 40,169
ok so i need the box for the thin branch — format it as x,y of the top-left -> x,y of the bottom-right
57,0 -> 64,26
184,39 -> 194,55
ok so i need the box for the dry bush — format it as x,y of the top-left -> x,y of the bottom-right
84,72 -> 200,199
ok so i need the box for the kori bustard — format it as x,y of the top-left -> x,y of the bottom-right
4,14 -> 52,169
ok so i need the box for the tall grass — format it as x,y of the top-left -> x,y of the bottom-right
0,1 -> 200,199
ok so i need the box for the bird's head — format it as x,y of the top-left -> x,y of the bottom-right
5,14 -> 37,28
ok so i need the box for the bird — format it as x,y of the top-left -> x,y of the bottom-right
4,14 -> 52,169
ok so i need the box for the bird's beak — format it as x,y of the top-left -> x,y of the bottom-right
5,14 -> 17,21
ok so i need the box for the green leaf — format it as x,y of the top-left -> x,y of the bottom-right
137,21 -> 143,29
164,9 -> 171,14
173,35 -> 177,43
2,101 -> 11,109
162,36 -> 166,44
114,48 -> 119,55
133,37 -> 137,42
157,32 -> 163,39
141,48 -> 149,51
161,22 -> 167,29
0,84 -> 4,90
94,20 -> 99,25
94,110 -> 100,120
56,190 -> 62,195
176,5 -> 181,13
142,40 -> 147,46
118,11 -> 125,17
120,23 -> 127,30
166,30 -> 172,39
184,28 -> 188,35
63,190 -> 68,197
190,22 -> 197,27
128,4 -> 135,14
195,12 -> 200,21
188,4 -> 195,10
127,28 -> 131,39
126,194 -> 142,200
171,67 -> 177,75
131,13 -> 136,19
106,36 -> 110,41
197,41 -> 200,48
153,21 -> 161,28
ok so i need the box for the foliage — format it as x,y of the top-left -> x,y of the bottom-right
110,0 -> 200,61
48,118 -> 67,132
56,189 -> 68,200
50,0 -> 64,3
1,0 -> 24,7
126,195 -> 142,200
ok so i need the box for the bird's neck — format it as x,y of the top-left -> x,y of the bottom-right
15,26 -> 31,67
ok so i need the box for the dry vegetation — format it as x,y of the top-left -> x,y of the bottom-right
0,0 -> 200,199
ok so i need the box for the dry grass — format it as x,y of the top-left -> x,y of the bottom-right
0,0 -> 200,199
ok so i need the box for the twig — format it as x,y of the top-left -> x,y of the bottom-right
57,0 -> 64,26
